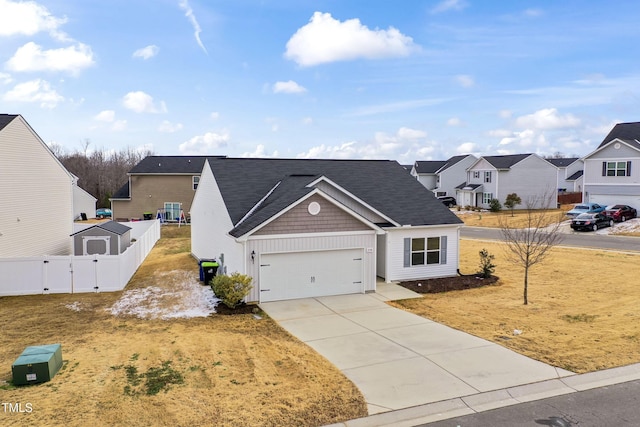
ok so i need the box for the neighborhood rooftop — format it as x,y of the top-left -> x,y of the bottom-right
0,114 -> 18,131
129,155 -> 227,174
599,122 -> 640,148
481,153 -> 532,169
546,157 -> 580,167
205,157 -> 463,236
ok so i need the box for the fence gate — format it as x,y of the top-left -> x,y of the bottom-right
43,258 -> 73,293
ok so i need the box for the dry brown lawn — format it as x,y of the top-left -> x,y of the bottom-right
454,205 -> 571,228
392,239 -> 640,374
0,225 -> 366,427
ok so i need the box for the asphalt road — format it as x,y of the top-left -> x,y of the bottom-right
421,379 -> 640,427
461,226 -> 640,252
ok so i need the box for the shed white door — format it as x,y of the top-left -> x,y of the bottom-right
259,248 -> 364,302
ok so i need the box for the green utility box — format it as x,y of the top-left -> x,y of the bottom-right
12,344 -> 63,385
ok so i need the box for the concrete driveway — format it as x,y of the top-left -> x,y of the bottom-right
260,284 -> 573,415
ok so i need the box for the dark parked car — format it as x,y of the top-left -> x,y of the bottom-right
570,213 -> 614,232
437,196 -> 457,207
604,204 -> 637,222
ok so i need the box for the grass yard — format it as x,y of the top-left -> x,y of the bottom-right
0,225 -> 366,427
392,239 -> 640,374
454,205 -> 571,228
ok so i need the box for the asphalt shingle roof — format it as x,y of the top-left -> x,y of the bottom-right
0,114 -> 18,131
546,157 -> 580,167
71,220 -> 131,236
438,155 -> 470,172
482,153 -> 531,169
112,181 -> 130,199
203,158 -> 463,237
129,155 -> 226,174
414,160 -> 447,174
599,122 -> 640,148
566,170 -> 584,181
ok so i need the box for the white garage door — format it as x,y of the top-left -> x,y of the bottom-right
589,195 -> 640,209
259,248 -> 364,302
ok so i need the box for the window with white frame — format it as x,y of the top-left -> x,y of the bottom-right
482,193 -> 493,204
484,171 -> 492,183
410,237 -> 441,266
604,161 -> 631,177
192,176 -> 200,190
473,171 -> 480,179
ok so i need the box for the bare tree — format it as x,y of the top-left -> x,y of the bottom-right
499,191 -> 564,305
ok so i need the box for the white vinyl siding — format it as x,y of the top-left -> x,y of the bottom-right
0,117 -> 73,257
246,232 -> 376,303
73,184 -> 97,220
385,226 -> 458,282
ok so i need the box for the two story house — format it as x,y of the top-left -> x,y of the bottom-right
456,153 -> 558,209
411,155 -> 477,201
545,157 -> 583,193
582,122 -> 640,208
110,155 -> 225,221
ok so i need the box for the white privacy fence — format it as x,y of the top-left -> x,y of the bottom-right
0,220 -> 160,296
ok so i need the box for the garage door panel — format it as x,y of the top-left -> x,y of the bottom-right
260,249 -> 364,302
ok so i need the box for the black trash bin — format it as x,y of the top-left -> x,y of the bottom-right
143,212 -> 153,220
201,261 -> 219,286
198,259 -> 216,281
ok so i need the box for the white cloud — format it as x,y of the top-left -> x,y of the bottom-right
178,131 -> 229,154
210,112 -> 219,120
488,128 -> 512,138
296,127 -> 429,160
0,0 -> 69,40
285,11 -> 416,67
273,80 -> 307,94
456,142 -> 477,154
524,9 -> 543,18
241,144 -> 279,158
5,42 -> 94,75
397,127 -> 427,139
94,110 -> 115,122
455,74 -> 475,88
122,91 -> 167,113
133,45 -> 159,60
0,72 -> 12,85
432,0 -> 468,14
499,109 -> 513,119
447,117 -> 463,127
2,78 -> 63,108
349,97 -> 453,117
158,120 -> 183,133
302,117 -> 313,125
178,0 -> 207,54
514,108 -> 581,130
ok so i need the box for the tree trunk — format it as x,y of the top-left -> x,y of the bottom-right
523,266 -> 529,305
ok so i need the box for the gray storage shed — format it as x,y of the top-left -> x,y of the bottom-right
71,221 -> 132,255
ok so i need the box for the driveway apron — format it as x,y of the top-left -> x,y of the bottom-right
260,286 -> 573,415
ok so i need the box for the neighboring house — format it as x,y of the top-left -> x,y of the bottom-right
432,155 -> 477,199
0,114 -> 74,257
411,155 -> 476,200
71,221 -> 132,255
191,158 -> 463,303
411,160 -> 447,190
110,155 -> 225,221
456,153 -> 558,209
72,177 -> 97,220
582,122 -> 640,208
545,157 -> 583,193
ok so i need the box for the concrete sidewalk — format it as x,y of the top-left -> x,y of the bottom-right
260,285 -> 573,416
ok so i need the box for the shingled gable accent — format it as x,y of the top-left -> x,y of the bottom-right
238,190 -> 381,239
305,175 -> 399,227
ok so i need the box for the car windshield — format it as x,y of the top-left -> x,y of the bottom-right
573,205 -> 589,210
611,205 -> 624,210
575,213 -> 594,219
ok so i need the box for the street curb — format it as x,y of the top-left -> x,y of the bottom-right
326,363 -> 640,426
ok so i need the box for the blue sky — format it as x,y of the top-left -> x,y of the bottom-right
1,0 -> 640,163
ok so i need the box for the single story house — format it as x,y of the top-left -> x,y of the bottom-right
582,122 -> 640,208
191,158 -> 463,303
72,177 -> 97,220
